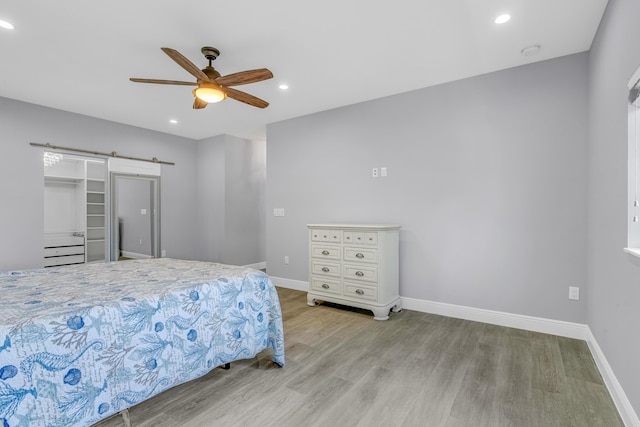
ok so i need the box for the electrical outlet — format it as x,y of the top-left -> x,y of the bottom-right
284,256 -> 289,264
372,168 -> 378,177
569,286 -> 580,300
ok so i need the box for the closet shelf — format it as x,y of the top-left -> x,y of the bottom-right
44,175 -> 83,184
44,153 -> 107,266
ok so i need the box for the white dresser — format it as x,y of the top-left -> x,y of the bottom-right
307,224 -> 401,320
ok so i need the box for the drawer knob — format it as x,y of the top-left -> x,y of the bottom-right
355,253 -> 364,259
355,271 -> 364,277
355,289 -> 364,295
322,267 -> 330,272
322,250 -> 330,256
322,283 -> 330,289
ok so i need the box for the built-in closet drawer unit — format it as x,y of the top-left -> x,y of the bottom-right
43,234 -> 85,267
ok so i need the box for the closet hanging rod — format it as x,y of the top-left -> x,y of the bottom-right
29,142 -> 175,165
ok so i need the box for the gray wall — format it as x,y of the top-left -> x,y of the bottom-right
588,0 -> 640,414
266,52 -> 589,323
196,134 -> 265,265
0,96 -> 200,269
196,134 -> 226,262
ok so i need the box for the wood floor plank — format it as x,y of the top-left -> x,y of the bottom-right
357,355 -> 438,427
564,377 -> 624,426
532,334 -> 566,394
487,335 -> 539,426
399,320 -> 485,426
274,375 -> 355,426
558,336 -> 604,384
92,287 -> 623,427
446,341 -> 500,426
312,365 -> 396,426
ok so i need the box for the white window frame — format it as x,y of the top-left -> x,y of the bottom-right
625,65 -> 640,257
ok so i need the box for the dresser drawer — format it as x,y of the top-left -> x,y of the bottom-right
344,283 -> 377,301
311,245 -> 341,260
310,229 -> 342,243
43,254 -> 85,267
44,245 -> 85,257
312,261 -> 341,277
364,232 -> 378,245
343,264 -> 378,283
343,231 -> 363,245
344,247 -> 378,264
343,231 -> 378,245
311,278 -> 341,295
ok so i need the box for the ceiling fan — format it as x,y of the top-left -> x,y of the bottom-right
130,46 -> 273,109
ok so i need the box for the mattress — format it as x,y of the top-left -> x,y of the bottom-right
0,258 -> 285,426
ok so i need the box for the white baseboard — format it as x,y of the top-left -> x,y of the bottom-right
270,277 -> 638,424
585,329 -> 640,427
268,276 -> 309,292
400,296 -> 590,340
121,251 -> 153,260
243,261 -> 267,270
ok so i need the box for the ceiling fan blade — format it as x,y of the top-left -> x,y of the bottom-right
130,78 -> 197,86
224,87 -> 269,108
193,97 -> 208,109
161,47 -> 211,82
215,68 -> 273,87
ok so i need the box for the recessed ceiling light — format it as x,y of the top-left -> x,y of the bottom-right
494,14 -> 511,24
279,84 -> 289,90
169,119 -> 178,124
0,20 -> 14,30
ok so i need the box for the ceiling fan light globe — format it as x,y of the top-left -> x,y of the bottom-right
195,85 -> 226,103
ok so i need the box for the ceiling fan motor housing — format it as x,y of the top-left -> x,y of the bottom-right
202,67 -> 222,80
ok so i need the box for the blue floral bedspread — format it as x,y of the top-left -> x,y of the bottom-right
0,258 -> 285,427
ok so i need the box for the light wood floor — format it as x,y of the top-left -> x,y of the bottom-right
94,287 -> 623,427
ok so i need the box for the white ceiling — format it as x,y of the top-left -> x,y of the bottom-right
0,0 -> 608,141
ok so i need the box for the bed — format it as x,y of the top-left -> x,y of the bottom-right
0,258 -> 285,427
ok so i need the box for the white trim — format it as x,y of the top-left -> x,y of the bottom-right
268,276 -> 309,292
243,261 -> 267,270
269,280 -> 637,423
628,64 -> 640,90
400,296 -> 590,340
120,251 -> 152,260
109,157 -> 161,176
586,328 -> 640,427
624,247 -> 640,258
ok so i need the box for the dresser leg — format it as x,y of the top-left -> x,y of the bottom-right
371,307 -> 390,321
307,294 -> 318,306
